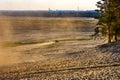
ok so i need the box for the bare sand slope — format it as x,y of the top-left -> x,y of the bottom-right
0,39 -> 105,66
0,40 -> 119,80
0,17 -> 119,79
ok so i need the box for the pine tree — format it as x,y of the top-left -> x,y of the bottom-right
112,0 -> 120,41
96,0 -> 120,43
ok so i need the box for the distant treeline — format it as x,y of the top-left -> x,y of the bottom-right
0,10 -> 99,18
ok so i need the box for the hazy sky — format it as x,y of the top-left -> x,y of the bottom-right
0,0 -> 99,10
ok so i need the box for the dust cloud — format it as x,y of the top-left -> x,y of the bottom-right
0,15 -> 21,66
0,16 -> 96,66
0,15 -> 13,41
0,48 -> 21,66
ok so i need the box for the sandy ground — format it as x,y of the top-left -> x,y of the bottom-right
0,17 -> 119,80
0,39 -> 120,80
0,39 -> 105,66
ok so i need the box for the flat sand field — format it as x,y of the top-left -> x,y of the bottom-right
0,17 -> 119,80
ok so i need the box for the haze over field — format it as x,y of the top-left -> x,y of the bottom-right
0,17 -> 96,66
0,0 -> 120,79
0,17 -> 119,79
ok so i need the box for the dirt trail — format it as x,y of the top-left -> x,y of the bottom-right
14,41 -> 55,51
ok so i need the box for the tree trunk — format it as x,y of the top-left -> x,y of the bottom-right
108,26 -> 111,43
115,30 -> 118,41
115,34 -> 118,41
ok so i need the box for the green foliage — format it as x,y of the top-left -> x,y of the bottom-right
96,0 -> 120,43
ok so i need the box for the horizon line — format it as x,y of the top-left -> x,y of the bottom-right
0,9 -> 95,11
